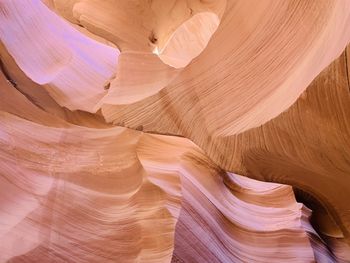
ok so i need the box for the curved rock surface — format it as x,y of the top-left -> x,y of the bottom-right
0,0 -> 350,262
0,0 -> 118,112
0,107 -> 329,262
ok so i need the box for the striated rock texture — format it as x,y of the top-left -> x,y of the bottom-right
0,0 -> 350,262
0,105 -> 331,262
0,82 -> 330,261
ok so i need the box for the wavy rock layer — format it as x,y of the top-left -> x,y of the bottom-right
99,0 -> 350,135
226,48 -> 350,245
0,79 -> 333,261
172,170 -> 322,263
3,1 -> 349,133
0,113 -> 181,263
0,109 -> 327,262
45,0 -> 350,244
1,0 -> 350,262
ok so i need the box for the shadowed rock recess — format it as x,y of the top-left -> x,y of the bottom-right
0,0 -> 350,262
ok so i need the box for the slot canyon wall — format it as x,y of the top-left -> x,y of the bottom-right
0,0 -> 350,262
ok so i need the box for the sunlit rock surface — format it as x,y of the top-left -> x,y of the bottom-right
0,0 -> 350,262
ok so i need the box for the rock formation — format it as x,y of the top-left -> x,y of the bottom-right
0,0 -> 350,262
